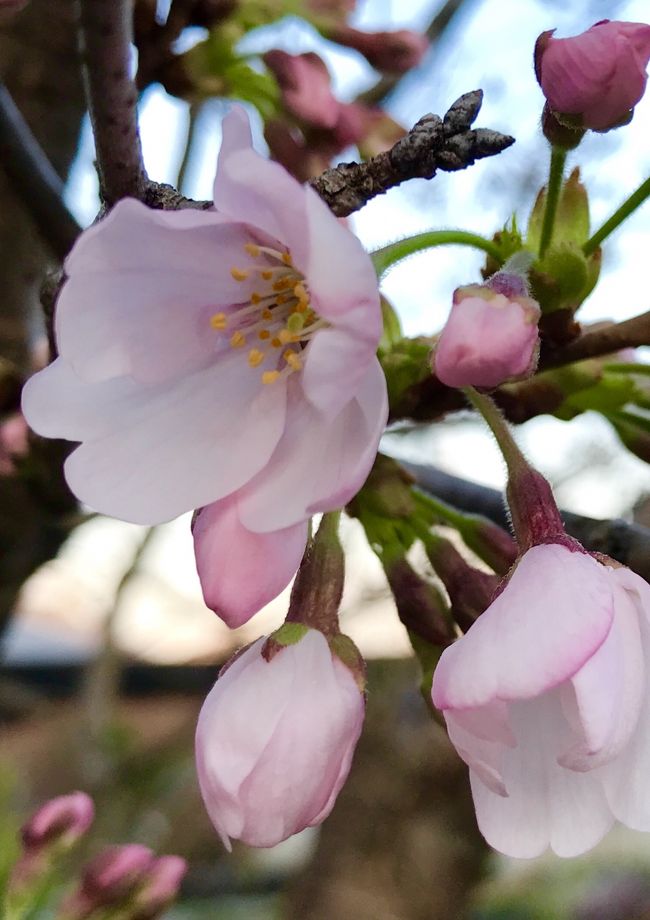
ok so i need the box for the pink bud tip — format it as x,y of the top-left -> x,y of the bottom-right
331,27 -> 428,74
134,856 -> 188,917
536,20 -> 650,131
433,284 -> 541,389
81,844 -> 155,900
263,50 -> 340,129
21,792 -> 94,850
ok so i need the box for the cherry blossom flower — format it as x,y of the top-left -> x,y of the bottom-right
433,277 -> 540,389
535,20 -> 650,131
432,542 -> 650,858
22,108 -> 387,540
263,51 -> 340,129
21,792 -> 94,850
195,628 -> 365,848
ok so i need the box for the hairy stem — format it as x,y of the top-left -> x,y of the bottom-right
538,145 -> 566,257
371,229 -> 502,278
583,175 -> 650,256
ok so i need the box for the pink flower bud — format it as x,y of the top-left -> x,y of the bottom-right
433,278 -> 540,389
63,845 -> 156,918
21,791 -> 94,850
263,51 -> 340,129
131,855 -> 187,919
535,20 -> 650,131
195,628 -> 365,848
331,26 -> 428,74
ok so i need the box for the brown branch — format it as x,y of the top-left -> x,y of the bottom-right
76,0 -> 148,204
542,311 -> 650,369
0,84 -> 81,261
309,91 -> 514,217
402,461 -> 650,583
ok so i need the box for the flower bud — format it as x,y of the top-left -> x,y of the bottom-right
433,277 -> 541,389
263,50 -> 339,129
130,855 -> 187,919
535,20 -> 650,132
195,627 -> 365,848
21,791 -> 94,851
63,845 -> 156,919
331,26 -> 428,74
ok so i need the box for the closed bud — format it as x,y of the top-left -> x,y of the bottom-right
433,277 -> 541,389
263,50 -> 340,129
331,26 -> 428,74
535,20 -> 650,132
130,855 -> 188,919
63,845 -> 155,919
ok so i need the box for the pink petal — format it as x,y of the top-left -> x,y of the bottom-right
301,327 -> 377,418
470,690 -> 614,858
57,199 -> 260,385
432,545 -> 615,711
558,577 -> 644,771
213,107 -> 310,266
444,704 -> 514,797
193,495 -> 308,627
237,358 -> 387,532
298,188 -> 381,342
64,354 -> 287,524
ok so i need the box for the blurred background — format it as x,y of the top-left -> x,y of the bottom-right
1,0 -> 650,916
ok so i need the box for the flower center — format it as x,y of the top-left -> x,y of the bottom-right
211,242 -> 327,385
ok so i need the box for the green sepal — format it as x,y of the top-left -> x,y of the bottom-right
529,242 -> 596,313
480,221 -> 524,278
379,295 -> 403,352
527,167 -> 590,252
408,630 -> 443,716
378,336 -> 432,413
269,622 -> 310,648
328,634 -> 366,692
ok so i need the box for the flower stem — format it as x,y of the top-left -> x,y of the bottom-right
463,387 -> 527,479
583,175 -> 650,257
538,145 -> 567,257
370,230 -> 503,279
285,511 -> 344,637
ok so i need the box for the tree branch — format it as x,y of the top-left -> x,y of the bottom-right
309,91 -> 513,217
542,311 -> 650,369
76,0 -> 148,204
0,84 -> 81,261
401,461 -> 650,582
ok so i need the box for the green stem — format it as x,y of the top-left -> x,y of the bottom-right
538,145 -> 567,257
463,387 -> 527,479
583,175 -> 650,256
370,230 -> 503,279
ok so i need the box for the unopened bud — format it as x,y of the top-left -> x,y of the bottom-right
424,535 -> 499,631
331,26 -> 428,74
63,845 -> 155,919
130,855 -> 188,920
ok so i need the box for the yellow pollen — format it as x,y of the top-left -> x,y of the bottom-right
293,283 -> 307,301
262,371 -> 281,385
262,308 -> 273,321
230,267 -> 249,281
248,349 -> 265,368
285,352 -> 303,372
210,312 -> 227,329
261,270 -> 274,280
278,329 -> 293,344
230,331 -> 246,348
272,278 -> 291,292
282,252 -> 292,265
258,329 -> 271,340
271,337 -> 282,348
250,292 -> 262,305
244,243 -> 261,257
296,301 -> 308,313
276,294 -> 287,305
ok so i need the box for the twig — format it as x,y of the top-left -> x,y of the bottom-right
358,0 -> 470,108
76,0 -> 148,204
309,91 -> 514,217
542,311 -> 650,369
0,84 -> 81,261
401,461 -> 650,582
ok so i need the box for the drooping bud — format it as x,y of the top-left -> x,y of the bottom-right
331,26 -> 428,74
130,855 -> 188,920
195,627 -> 365,849
63,845 -> 156,919
535,20 -> 650,132
21,792 -> 94,851
424,535 -> 499,631
433,273 -> 541,389
263,50 -> 340,129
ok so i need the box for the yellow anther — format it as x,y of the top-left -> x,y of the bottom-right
272,278 -> 291,292
271,337 -> 282,348
230,267 -> 249,281
296,301 -> 308,313
210,312 -> 227,330
262,370 -> 281,385
261,270 -> 274,281
262,308 -> 273,321
248,349 -> 265,368
244,243 -> 260,257
285,352 -> 302,372
276,294 -> 287,305
230,331 -> 246,348
278,328 -> 293,344
258,329 -> 271,341
250,292 -> 262,305
294,283 -> 307,301
282,252 -> 292,266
